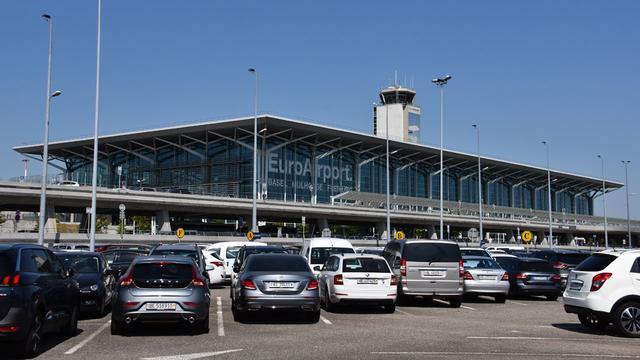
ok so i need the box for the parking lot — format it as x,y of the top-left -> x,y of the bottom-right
7,287 -> 639,360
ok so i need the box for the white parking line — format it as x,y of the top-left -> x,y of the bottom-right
141,349 -> 243,360
507,300 -> 528,306
432,299 -> 475,310
64,320 -> 111,355
320,315 -> 332,325
395,308 -> 413,316
216,296 -> 224,336
371,351 -> 640,358
461,305 -> 476,311
466,336 -> 630,343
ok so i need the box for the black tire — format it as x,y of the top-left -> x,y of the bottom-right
384,303 -> 396,314
578,313 -> 608,331
195,315 -> 210,334
232,300 -> 246,323
110,319 -> 124,335
449,296 -> 462,308
306,310 -> 320,323
495,294 -> 507,303
396,285 -> 408,306
61,305 -> 78,337
324,288 -> 337,313
17,312 -> 44,358
613,302 -> 640,338
546,295 -> 559,301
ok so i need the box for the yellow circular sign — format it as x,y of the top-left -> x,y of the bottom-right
247,231 -> 254,241
176,228 -> 185,239
521,231 -> 533,243
395,231 -> 405,241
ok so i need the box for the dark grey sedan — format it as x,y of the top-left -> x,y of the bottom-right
231,254 -> 320,323
111,256 -> 210,334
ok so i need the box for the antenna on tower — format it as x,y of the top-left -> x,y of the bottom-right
404,73 -> 407,87
394,70 -> 398,86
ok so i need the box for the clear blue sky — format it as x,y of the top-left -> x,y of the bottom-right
1,1 -> 638,218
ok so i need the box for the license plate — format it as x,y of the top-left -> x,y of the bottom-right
532,276 -> 547,281
479,275 -> 496,280
266,282 -> 295,288
422,270 -> 444,277
146,303 -> 176,311
569,281 -> 583,291
357,279 -> 378,284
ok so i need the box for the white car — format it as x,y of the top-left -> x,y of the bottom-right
202,250 -> 226,286
318,254 -> 397,313
57,180 -> 80,187
300,238 -> 356,276
563,249 -> 640,337
206,241 -> 267,280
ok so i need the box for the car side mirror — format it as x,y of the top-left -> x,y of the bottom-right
104,268 -> 114,276
313,266 -> 321,272
233,264 -> 240,273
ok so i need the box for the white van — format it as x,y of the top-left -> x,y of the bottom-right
206,241 -> 267,279
300,238 -> 356,275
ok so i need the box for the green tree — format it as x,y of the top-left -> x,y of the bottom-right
0,213 -> 5,225
131,216 -> 151,232
96,215 -> 111,233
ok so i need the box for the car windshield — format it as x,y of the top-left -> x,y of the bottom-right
460,249 -> 490,258
404,243 -> 461,263
226,246 -> 242,259
342,258 -> 390,273
244,248 -> 287,259
520,261 -> 554,272
310,247 -> 356,265
575,254 -> 617,272
0,253 -> 13,278
59,255 -> 100,273
495,257 -> 519,273
558,253 -> 590,266
152,249 -> 197,262
246,256 -> 310,272
463,258 -> 501,270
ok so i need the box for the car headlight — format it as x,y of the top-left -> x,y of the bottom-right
83,284 -> 99,292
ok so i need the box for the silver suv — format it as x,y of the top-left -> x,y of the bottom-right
111,256 -> 210,334
383,240 -> 463,307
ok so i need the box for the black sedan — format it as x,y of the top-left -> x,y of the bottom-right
102,249 -> 148,279
493,255 -> 562,300
56,251 -> 115,315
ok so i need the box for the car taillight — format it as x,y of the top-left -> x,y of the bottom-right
333,274 -> 343,285
307,279 -> 319,290
1,274 -> 20,287
515,273 -> 528,280
119,272 -> 134,286
0,326 -> 19,333
191,267 -> 206,287
553,261 -> 569,270
550,274 -> 562,282
123,301 -> 139,309
459,260 -> 464,278
501,273 -> 509,281
390,274 -> 398,286
400,258 -> 406,277
463,271 -> 474,280
242,280 -> 256,290
590,273 -> 612,292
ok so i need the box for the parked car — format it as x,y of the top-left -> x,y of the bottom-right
55,251 -> 115,315
95,244 -> 152,253
460,247 -> 492,258
300,238 -> 356,276
111,256 -> 210,334
355,247 -> 385,256
202,250 -> 226,286
0,244 -> 79,357
231,246 -> 288,289
495,256 -> 562,300
563,249 -> 640,337
462,256 -> 510,303
529,249 -> 590,289
383,239 -> 463,307
51,243 -> 90,251
318,254 -> 396,313
102,249 -> 148,279
206,241 -> 267,281
231,254 -> 320,323
149,244 -> 211,284
57,180 -> 80,187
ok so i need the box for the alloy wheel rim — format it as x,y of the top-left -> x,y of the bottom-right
621,306 -> 640,334
31,315 -> 42,353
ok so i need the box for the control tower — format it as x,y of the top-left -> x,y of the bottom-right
373,86 -> 421,143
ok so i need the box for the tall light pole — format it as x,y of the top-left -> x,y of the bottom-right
432,75 -> 452,239
385,99 -> 391,244
542,141 -> 553,249
472,125 -> 483,243
597,155 -> 608,248
89,0 -> 103,252
38,14 -> 62,245
622,160 -> 632,248
248,68 -> 258,234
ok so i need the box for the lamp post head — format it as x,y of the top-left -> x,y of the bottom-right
42,14 -> 51,20
248,68 -> 256,73
472,124 -> 477,129
51,90 -> 62,97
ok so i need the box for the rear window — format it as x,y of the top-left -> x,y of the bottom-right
151,249 -> 198,262
59,255 -> 100,273
342,258 -> 390,273
246,256 -> 310,272
133,263 -> 193,288
575,254 -> 617,272
558,253 -> 590,266
463,258 -> 501,270
310,247 -> 356,265
520,261 -> 554,272
404,243 -> 461,263
113,252 -> 142,265
495,257 -> 519,273
460,249 -> 490,258
0,253 -> 13,278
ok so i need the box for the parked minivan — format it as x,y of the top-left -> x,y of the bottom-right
300,238 -> 356,276
206,241 -> 267,280
383,239 -> 463,307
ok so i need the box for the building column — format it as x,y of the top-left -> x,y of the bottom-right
317,218 -> 331,237
375,221 -> 387,240
44,201 -> 57,234
150,216 -> 157,235
155,210 -> 172,233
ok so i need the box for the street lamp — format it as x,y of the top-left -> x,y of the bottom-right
89,0 -> 103,252
472,125 -> 483,243
597,155 -> 608,248
541,141 -> 553,249
622,160 -> 632,248
383,99 -> 391,245
248,68 -> 258,234
432,75 -> 452,239
38,14 -> 62,245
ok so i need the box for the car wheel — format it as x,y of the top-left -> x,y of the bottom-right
396,284 -> 408,306
110,319 -> 123,335
449,296 -> 462,308
61,305 -> 79,337
578,313 -> 608,331
195,315 -> 210,334
495,294 -> 507,303
232,300 -> 245,323
613,302 -> 640,338
306,310 -> 320,323
324,288 -> 336,313
18,312 -> 43,358
546,295 -> 559,301
384,303 -> 396,314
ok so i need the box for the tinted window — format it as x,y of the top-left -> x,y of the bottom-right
244,248 -> 287,260
133,263 -> 193,288
460,249 -> 490,258
632,258 -> 640,274
0,253 -> 13,278
520,261 -> 554,272
151,249 -> 197,262
404,243 -> 461,263
246,256 -> 310,272
59,255 -> 100,273
575,254 -> 617,272
463,258 -> 501,270
20,249 -> 54,273
310,247 -> 355,265
116,252 -> 143,264
226,246 -> 242,259
342,258 -> 390,273
558,253 -> 590,266
209,248 -> 221,257
495,257 -> 519,273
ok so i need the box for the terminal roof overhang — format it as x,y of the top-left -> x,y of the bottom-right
13,114 -> 622,194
